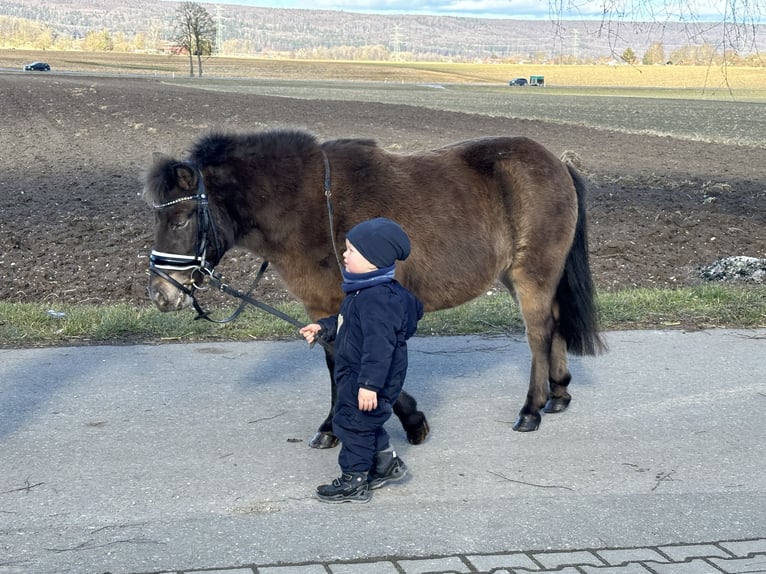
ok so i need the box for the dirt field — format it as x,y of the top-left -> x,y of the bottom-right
0,73 -> 764,309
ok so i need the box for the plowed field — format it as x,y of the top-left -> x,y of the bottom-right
1,73 -> 764,307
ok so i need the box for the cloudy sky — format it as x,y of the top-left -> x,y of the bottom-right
218,0 -> 743,21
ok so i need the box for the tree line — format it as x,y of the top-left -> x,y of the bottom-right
1,2 -> 764,69
0,3 -> 215,76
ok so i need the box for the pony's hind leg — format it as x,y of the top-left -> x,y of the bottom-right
394,391 -> 430,444
504,272 -> 558,432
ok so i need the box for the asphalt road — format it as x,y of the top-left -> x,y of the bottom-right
1,329 -> 765,573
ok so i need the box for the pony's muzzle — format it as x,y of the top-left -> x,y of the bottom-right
148,272 -> 195,312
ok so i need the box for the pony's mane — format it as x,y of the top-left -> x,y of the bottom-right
189,128 -> 320,167
324,137 -> 378,149
142,129 -> 384,207
142,128 -> 321,207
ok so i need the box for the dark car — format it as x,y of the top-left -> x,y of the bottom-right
508,77 -> 528,86
24,62 -> 50,71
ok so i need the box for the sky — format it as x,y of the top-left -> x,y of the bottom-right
215,0 -> 749,22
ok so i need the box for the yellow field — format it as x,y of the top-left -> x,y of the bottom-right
421,62 -> 766,90
3,49 -> 765,93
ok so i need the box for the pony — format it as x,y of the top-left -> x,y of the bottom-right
144,128 -> 605,446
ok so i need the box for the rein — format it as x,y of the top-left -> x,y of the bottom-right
323,150 -> 344,276
148,155 -> 339,350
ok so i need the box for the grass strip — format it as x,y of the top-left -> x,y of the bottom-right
1,284 -> 763,348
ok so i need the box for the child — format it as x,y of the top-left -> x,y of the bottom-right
300,217 -> 424,503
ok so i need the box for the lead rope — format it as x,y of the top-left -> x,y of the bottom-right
322,150 -> 344,276
205,262 -> 331,351
195,260 -> 270,324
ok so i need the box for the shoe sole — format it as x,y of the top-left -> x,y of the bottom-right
368,466 -> 408,490
315,492 -> 371,504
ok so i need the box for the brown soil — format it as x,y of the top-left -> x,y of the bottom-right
1,73 -> 764,309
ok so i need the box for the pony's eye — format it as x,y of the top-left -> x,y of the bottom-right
171,218 -> 191,231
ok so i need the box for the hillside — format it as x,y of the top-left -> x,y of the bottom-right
2,0 -> 764,61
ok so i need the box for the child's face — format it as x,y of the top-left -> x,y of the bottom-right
343,239 -> 377,274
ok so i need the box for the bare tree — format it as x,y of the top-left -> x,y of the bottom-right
549,0 -> 765,60
174,1 -> 215,77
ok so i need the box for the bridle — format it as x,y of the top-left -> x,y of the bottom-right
147,157 -> 338,349
148,162 -> 232,320
149,162 -> 222,276
148,163 -> 285,326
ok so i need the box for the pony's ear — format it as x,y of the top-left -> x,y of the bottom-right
151,151 -> 171,165
174,163 -> 197,192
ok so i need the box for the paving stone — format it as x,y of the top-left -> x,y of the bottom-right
258,565 -> 328,574
397,555 -> 471,573
597,548 -> 667,565
532,550 -> 603,569
138,538 -> 766,574
719,540 -> 766,557
330,561 -> 401,574
709,555 -> 766,573
657,543 -> 732,561
644,559 -> 721,574
580,563 -> 653,574
465,552 -> 539,571
188,570 -> 254,574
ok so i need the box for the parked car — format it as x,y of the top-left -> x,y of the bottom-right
508,77 -> 527,86
24,62 -> 50,71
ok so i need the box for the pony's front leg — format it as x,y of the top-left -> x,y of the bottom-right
309,346 -> 340,449
394,391 -> 430,444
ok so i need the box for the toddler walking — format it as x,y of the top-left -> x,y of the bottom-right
301,217 -> 423,503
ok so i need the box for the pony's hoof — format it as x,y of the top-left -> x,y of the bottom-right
406,416 -> 430,445
513,414 -> 540,432
309,431 -> 339,449
543,396 -> 571,414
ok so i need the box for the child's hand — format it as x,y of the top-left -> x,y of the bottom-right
299,323 -> 322,345
358,388 -> 378,411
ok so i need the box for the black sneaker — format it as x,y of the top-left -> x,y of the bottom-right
368,451 -> 408,490
316,472 -> 371,503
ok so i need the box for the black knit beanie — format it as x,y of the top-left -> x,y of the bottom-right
346,217 -> 411,268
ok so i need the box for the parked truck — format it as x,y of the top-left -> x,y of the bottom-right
508,75 -> 545,87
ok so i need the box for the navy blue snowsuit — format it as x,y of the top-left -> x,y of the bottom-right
318,279 -> 423,473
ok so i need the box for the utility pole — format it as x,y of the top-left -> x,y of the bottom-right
572,29 -> 580,62
391,23 -> 403,61
216,3 -> 223,55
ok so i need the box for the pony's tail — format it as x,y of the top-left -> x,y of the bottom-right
557,164 -> 607,356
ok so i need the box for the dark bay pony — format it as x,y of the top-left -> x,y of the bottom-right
144,128 -> 605,444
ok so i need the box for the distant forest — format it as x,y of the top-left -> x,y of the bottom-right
1,0 -> 764,64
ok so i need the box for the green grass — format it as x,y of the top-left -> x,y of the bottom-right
1,285 -> 763,348
597,285 -> 766,329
